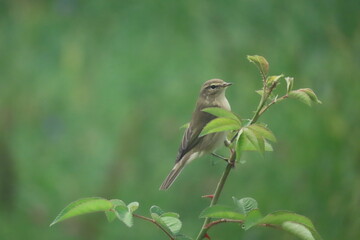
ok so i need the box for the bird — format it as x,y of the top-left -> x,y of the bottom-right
160,79 -> 232,190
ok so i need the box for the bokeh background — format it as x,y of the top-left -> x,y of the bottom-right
1,0 -> 359,239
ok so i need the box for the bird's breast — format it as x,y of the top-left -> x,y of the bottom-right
214,95 -> 231,111
221,97 -> 231,111
198,131 -> 227,154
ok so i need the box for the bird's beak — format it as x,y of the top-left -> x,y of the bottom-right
223,82 -> 233,87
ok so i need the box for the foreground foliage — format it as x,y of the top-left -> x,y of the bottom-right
51,55 -> 322,240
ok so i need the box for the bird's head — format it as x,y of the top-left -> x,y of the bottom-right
200,79 -> 232,99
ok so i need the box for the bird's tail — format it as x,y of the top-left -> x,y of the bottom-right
159,161 -> 186,190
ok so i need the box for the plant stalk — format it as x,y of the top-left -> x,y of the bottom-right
196,153 -> 235,240
133,214 -> 174,240
258,95 -> 288,116
196,79 -> 280,239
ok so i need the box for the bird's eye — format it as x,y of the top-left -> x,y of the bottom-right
210,85 -> 217,89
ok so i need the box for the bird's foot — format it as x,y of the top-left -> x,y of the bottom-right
228,159 -> 236,168
224,139 -> 231,147
211,153 -> 228,162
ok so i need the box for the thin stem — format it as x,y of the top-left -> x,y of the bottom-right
204,219 -> 244,229
133,214 -> 174,240
196,83 -> 271,239
231,93 -> 268,144
258,95 -> 288,116
196,153 -> 235,240
204,219 -> 280,231
250,84 -> 269,124
250,82 -> 281,124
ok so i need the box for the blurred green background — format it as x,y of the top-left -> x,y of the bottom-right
1,0 -> 359,239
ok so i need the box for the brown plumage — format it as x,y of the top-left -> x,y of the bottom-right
160,79 -> 232,190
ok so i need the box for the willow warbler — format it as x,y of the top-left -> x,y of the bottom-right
160,79 -> 232,190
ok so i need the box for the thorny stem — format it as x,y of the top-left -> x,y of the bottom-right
196,153 -> 236,240
204,218 -> 280,231
204,219 -> 244,229
133,214 -> 174,240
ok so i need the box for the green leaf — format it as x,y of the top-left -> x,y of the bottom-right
150,206 -> 182,236
150,205 -> 165,216
301,88 -> 322,104
264,141 -> 273,151
180,122 -> 190,129
243,209 -> 263,230
50,197 -> 113,226
258,211 -> 314,228
243,128 -> 265,153
105,199 -> 135,225
289,88 -> 321,106
285,77 -> 294,93
282,222 -> 316,240
127,202 -> 139,213
266,74 -> 283,85
232,197 -> 263,230
237,130 -> 273,153
233,197 -> 258,215
248,124 -> 276,142
151,213 -> 180,236
289,89 -> 312,106
243,128 -> 259,151
255,89 -> 264,97
105,210 -> 116,222
202,107 -> 241,123
258,211 -> 323,240
199,205 -> 245,220
254,131 -> 265,153
105,199 -> 129,223
247,55 -> 269,77
151,213 -> 173,235
115,205 -> 133,227
161,216 -> 182,234
200,118 -> 241,137
110,199 -> 126,207
162,212 -> 180,218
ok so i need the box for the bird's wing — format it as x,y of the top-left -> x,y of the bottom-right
175,125 -> 202,163
175,110 -> 215,163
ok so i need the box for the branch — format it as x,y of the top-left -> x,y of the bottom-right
196,153 -> 236,240
258,95 -> 288,116
251,89 -> 268,124
133,214 -> 174,240
204,219 -> 244,229
204,219 -> 280,231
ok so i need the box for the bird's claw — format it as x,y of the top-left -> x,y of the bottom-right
228,160 -> 235,168
224,139 -> 231,147
211,153 -> 228,162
